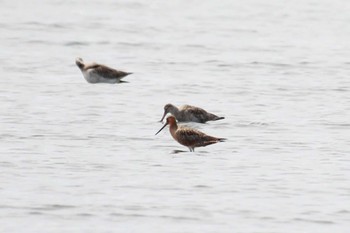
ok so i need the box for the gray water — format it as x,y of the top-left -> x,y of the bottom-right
1,0 -> 350,232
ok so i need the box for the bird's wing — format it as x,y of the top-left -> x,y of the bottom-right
176,128 -> 217,147
176,128 -> 203,146
183,106 -> 209,123
86,63 -> 131,79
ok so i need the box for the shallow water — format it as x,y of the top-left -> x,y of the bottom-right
1,0 -> 350,232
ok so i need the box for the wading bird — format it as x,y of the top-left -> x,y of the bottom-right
75,57 -> 132,84
160,104 -> 224,123
156,116 -> 226,152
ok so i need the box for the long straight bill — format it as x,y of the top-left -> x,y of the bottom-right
155,123 -> 168,135
159,111 -> 167,122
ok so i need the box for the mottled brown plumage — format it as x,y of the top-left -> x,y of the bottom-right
160,104 -> 224,123
75,57 -> 132,84
156,116 -> 226,152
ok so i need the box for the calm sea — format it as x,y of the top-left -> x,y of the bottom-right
1,0 -> 350,232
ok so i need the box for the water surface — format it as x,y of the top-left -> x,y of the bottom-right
1,0 -> 350,232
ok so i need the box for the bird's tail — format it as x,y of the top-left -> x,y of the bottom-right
215,116 -> 225,121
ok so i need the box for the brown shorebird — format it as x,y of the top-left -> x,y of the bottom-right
155,116 -> 226,152
160,104 -> 224,123
75,57 -> 132,84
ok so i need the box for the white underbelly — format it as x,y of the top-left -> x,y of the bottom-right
83,71 -> 118,84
